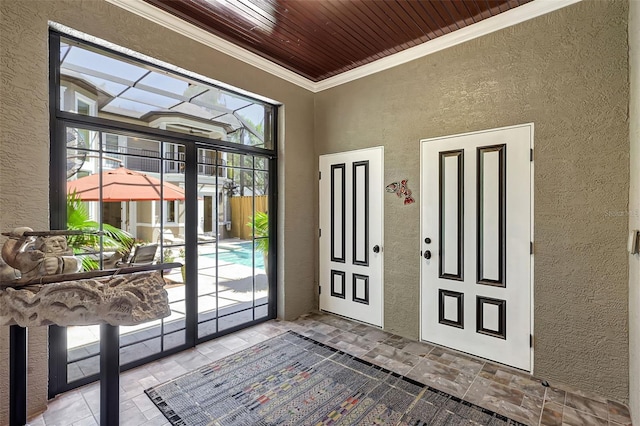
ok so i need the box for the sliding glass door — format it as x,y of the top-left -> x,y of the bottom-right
196,151 -> 271,338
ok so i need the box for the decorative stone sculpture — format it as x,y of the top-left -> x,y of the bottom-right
0,227 -> 172,327
1,227 -> 82,283
0,271 -> 170,327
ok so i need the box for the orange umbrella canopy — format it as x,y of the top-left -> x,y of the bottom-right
67,166 -> 186,201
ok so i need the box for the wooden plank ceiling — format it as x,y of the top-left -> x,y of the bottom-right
144,0 -> 531,82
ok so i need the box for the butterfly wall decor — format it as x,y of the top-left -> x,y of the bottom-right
385,179 -> 415,205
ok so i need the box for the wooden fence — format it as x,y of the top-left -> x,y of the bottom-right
229,195 -> 268,240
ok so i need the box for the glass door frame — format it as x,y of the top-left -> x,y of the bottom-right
48,30 -> 278,397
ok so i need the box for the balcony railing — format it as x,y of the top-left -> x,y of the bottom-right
103,144 -> 226,177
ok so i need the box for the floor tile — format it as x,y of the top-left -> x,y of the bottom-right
406,358 -> 475,398
383,334 -> 435,357
348,323 -> 393,342
608,399 -> 633,425
565,391 -> 610,420
362,343 -> 421,375
464,377 -> 542,425
427,346 -> 486,375
28,312 -> 634,426
545,385 -> 567,405
562,405 -> 608,426
540,401 -> 563,426
327,330 -> 378,356
70,416 -> 97,426
43,391 -> 93,426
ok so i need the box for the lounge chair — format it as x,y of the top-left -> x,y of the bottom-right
160,229 -> 185,246
116,243 -> 158,267
197,233 -> 216,243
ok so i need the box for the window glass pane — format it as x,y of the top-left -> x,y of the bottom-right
254,238 -> 268,298
218,92 -> 252,111
60,41 -> 71,60
254,156 -> 268,171
138,71 -> 207,98
67,326 -> 99,383
81,75 -> 127,97
226,153 -> 253,169
59,37 -> 276,149
77,100 -> 91,116
119,87 -> 182,109
167,200 -> 176,222
62,45 -> 148,84
102,98 -> 156,118
254,170 -> 269,197
103,134 -> 161,160
66,128 -> 99,178
118,324 -> 161,366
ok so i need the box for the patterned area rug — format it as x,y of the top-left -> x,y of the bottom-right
146,331 -> 524,425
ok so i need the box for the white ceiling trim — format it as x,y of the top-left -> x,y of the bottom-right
106,0 -> 581,93
315,0 -> 582,91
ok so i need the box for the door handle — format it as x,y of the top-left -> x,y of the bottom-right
423,250 -> 431,259
373,245 -> 380,253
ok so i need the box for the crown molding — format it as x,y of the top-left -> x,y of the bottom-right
106,0 -> 581,94
314,0 -> 582,92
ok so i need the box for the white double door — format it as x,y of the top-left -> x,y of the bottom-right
421,124 -> 533,371
319,147 -> 384,327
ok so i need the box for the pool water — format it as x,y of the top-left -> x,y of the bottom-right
208,242 -> 265,270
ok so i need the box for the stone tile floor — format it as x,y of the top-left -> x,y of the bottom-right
29,312 -> 633,426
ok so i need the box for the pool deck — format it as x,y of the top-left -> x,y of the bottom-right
66,238 -> 268,352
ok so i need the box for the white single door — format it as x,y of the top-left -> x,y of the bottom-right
420,124 -> 533,371
319,147 -> 384,327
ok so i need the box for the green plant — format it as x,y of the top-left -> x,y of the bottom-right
163,248 -> 176,263
66,191 -> 134,270
179,248 -> 187,283
248,211 -> 269,276
247,211 -> 269,254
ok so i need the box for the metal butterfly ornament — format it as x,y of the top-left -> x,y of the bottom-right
385,179 -> 415,205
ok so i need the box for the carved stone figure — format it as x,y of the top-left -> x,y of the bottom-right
0,271 -> 170,327
1,227 -> 82,283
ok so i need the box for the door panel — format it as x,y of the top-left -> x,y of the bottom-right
319,147 -> 383,327
421,124 -> 532,371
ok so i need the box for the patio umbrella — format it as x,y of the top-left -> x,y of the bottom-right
67,165 -> 185,201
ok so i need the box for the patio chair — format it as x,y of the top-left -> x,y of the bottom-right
116,244 -> 158,267
103,250 -> 130,269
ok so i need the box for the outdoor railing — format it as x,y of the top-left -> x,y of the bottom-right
103,144 -> 227,177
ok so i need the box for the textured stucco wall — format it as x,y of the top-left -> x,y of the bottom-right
629,1 -> 640,422
0,1 -> 56,421
315,0 -> 629,402
0,0 -> 315,423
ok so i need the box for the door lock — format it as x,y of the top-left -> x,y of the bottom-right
423,250 -> 432,259
424,237 -> 431,244
373,245 -> 380,253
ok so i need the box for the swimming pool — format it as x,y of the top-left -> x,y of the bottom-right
205,241 -> 265,270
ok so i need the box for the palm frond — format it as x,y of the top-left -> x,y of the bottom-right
66,191 -> 134,269
247,212 -> 269,253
